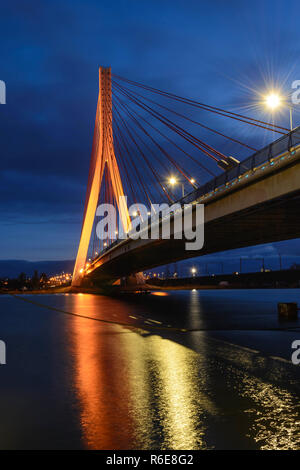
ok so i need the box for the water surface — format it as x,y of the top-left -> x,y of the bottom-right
0,289 -> 299,450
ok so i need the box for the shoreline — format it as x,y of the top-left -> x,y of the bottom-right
2,283 -> 300,296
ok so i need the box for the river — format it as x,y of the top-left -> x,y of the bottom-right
0,289 -> 299,450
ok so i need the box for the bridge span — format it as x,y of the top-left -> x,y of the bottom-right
82,127 -> 300,285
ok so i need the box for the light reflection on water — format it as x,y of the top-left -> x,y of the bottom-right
242,375 -> 300,450
69,294 -> 214,449
149,338 -> 216,450
1,290 -> 300,449
65,292 -> 300,450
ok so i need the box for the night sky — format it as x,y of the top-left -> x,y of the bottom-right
1,0 -> 300,262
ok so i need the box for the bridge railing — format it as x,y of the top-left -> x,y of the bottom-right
180,126 -> 300,205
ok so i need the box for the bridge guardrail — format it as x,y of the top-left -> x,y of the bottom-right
180,126 -> 300,205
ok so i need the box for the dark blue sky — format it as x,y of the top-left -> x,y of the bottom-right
1,0 -> 300,261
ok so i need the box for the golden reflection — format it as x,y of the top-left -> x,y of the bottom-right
63,293 -> 300,450
241,372 -> 300,450
151,291 -> 169,296
67,294 -> 135,449
66,294 -> 213,449
150,337 -> 216,449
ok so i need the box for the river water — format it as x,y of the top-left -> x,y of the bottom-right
0,289 -> 299,450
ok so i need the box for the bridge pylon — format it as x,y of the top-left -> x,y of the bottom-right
72,67 -> 131,286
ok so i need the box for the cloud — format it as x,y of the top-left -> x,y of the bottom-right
1,0 -> 300,259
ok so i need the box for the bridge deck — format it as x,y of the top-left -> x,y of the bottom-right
83,127 -> 300,284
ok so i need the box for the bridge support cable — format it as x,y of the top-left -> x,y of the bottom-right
113,108 -> 168,205
114,95 -> 196,188
113,81 -> 226,163
113,131 -> 140,207
113,81 -> 257,152
114,99 -> 172,177
113,100 -> 192,202
113,103 -> 174,203
112,74 -> 289,133
114,109 -> 178,203
113,91 -> 216,178
113,102 -> 171,184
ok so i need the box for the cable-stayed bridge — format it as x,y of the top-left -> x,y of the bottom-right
72,67 -> 300,286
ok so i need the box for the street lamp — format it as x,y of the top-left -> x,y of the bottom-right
168,176 -> 196,197
265,92 -> 282,109
168,176 -> 185,197
191,267 -> 197,277
168,176 -> 184,197
264,91 -> 293,131
168,177 -> 177,186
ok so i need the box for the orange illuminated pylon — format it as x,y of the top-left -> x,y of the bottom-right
72,67 -> 131,286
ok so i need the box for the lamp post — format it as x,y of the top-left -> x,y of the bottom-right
289,106 -> 293,131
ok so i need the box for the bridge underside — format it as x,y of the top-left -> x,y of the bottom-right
84,189 -> 300,285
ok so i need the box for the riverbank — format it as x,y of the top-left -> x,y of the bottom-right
1,284 -> 222,296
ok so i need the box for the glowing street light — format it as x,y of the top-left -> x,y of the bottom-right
168,176 -> 185,197
264,90 -> 293,131
167,175 -> 197,198
264,92 -> 282,110
191,267 -> 197,277
168,177 -> 177,186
